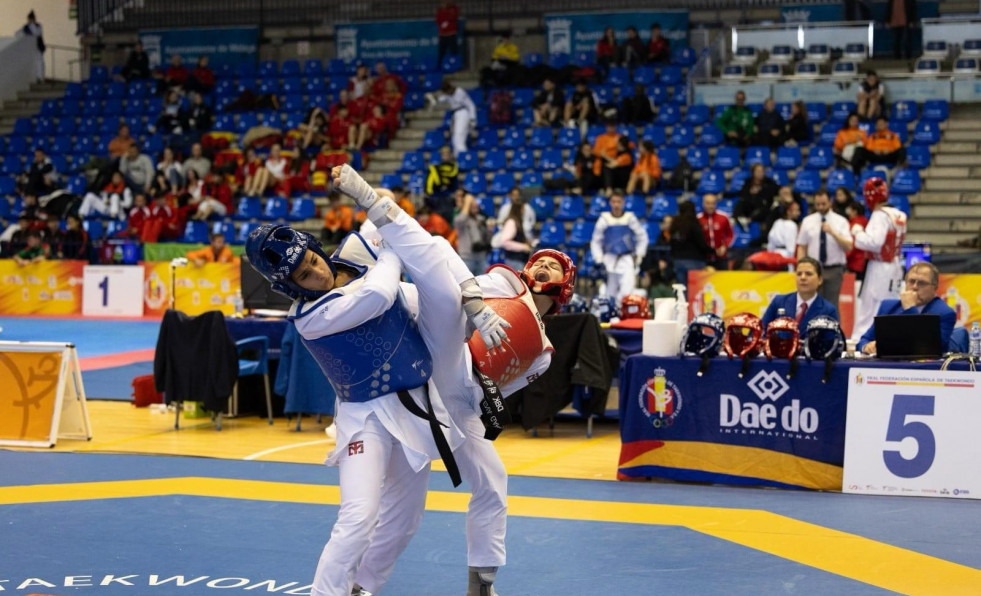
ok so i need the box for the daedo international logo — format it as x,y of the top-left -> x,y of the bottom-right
719,369 -> 820,437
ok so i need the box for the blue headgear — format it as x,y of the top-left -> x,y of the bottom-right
680,313 -> 725,357
245,224 -> 336,300
803,315 -> 845,361
565,293 -> 589,314
590,296 -> 619,323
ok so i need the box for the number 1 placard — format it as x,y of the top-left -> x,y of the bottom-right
844,368 -> 981,500
82,265 -> 145,317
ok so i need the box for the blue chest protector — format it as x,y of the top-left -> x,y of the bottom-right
294,293 -> 433,403
604,223 -> 636,256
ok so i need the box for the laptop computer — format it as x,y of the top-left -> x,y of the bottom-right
874,314 -> 943,359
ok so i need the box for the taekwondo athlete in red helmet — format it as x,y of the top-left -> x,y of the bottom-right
850,177 -> 907,340
332,164 -> 575,596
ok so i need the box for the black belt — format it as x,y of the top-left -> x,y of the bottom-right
398,387 -> 462,487
823,264 -> 844,269
473,364 -> 511,441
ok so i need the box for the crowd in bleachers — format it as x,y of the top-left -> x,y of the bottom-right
0,51 -> 464,262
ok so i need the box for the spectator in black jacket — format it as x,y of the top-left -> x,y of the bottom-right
531,78 -> 564,126
25,148 -> 57,196
754,98 -> 785,148
734,163 -> 779,226
618,26 -> 647,68
620,83 -> 654,124
182,91 -> 214,132
670,201 -> 711,284
120,41 -> 151,81
786,100 -> 809,144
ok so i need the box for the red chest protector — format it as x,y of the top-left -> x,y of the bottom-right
467,266 -> 553,388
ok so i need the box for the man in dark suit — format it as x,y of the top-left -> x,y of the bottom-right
762,257 -> 839,331
859,262 -> 956,355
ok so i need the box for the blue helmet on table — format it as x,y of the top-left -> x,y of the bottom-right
590,295 -> 619,323
565,293 -> 589,314
245,224 -> 336,300
680,313 -> 725,357
803,315 -> 846,361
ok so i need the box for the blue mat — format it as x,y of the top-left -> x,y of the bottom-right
82,361 -> 153,400
0,316 -> 159,359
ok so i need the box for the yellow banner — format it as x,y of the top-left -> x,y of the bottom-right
143,261 -> 241,316
938,274 -> 981,327
0,260 -> 85,315
0,350 -> 62,443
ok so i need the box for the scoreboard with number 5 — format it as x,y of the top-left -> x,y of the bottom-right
844,368 -> 981,500
82,265 -> 145,317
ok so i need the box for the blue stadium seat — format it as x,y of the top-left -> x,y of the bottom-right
539,149 -> 564,171
649,194 -> 679,220
231,221 -> 258,245
380,173 -> 403,189
805,102 -> 827,124
555,195 -> 585,221
500,126 -> 524,149
641,124 -> 667,146
647,85 -> 670,105
793,169 -> 822,194
830,102 -> 856,123
463,171 -> 487,194
672,47 -> 697,67
921,100 -> 949,122
556,127 -> 580,149
817,123 -> 840,145
890,194 -> 911,217
656,104 -> 681,126
520,171 -> 544,188
712,146 -> 740,170
456,150 -> 478,171
587,195 -> 609,220
668,125 -> 695,148
716,196 -> 736,215
538,220 -> 566,247
686,147 -> 709,170
775,146 -> 802,170
50,136 -> 72,156
441,54 -> 462,73
623,194 -> 647,219
523,53 -> 544,67
511,88 -> 534,108
731,222 -> 760,248
891,169 -> 921,194
806,145 -> 835,170
891,101 -> 918,123
488,172 -> 516,194
657,148 -> 679,172
906,145 -> 931,169
584,124 -> 605,145
398,151 -> 425,174
477,195 -> 496,217
888,121 -> 909,145
659,65 -> 682,85
745,146 -> 771,167
528,127 -> 553,149
607,66 -> 630,87
509,149 -> 535,171
301,59 -> 323,76
697,125 -> 724,148
824,168 -> 855,194
181,220 -> 210,244
566,219 -> 595,248
0,177 -> 15,197
912,121 -> 941,145
634,66 -> 656,86
287,197 -> 316,222
233,197 -> 262,221
530,195 -> 554,220
683,105 -> 710,126
421,129 -> 446,150
481,150 -> 507,172
82,220 -> 103,238
696,170 -> 726,194
474,128 -> 499,150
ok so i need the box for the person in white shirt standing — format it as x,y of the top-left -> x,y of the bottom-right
796,188 -> 853,311
766,201 -> 800,261
20,11 -> 44,82
849,177 -> 907,340
590,190 -> 648,300
429,80 -> 476,157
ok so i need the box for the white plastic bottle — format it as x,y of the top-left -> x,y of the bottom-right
969,321 -> 981,358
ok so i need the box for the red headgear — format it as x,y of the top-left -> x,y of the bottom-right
764,317 -> 800,360
521,249 -> 577,313
863,177 -> 889,211
723,312 -> 764,359
620,294 -> 651,320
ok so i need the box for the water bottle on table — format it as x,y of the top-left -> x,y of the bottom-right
970,321 -> 981,358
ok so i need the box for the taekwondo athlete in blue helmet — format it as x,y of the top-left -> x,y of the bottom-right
331,164 -> 576,596
245,224 -> 469,596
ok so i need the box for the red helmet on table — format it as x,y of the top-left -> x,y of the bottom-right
763,317 -> 800,360
863,177 -> 889,211
620,294 -> 651,320
723,312 -> 764,359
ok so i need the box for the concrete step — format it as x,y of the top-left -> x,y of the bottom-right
933,153 -> 981,167
923,166 -> 971,178
369,159 -> 402,172
908,219 -> 981,233
912,204 -> 981,217
940,129 -> 981,143
390,139 -> 419,151
0,99 -> 36,111
934,141 -> 979,153
0,106 -> 40,118
397,128 -> 426,140
370,149 -> 404,161
925,178 -> 981,191
950,119 -> 981,131
906,233 -> 978,250
18,89 -> 66,101
915,191 -> 974,204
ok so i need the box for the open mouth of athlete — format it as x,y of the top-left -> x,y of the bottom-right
534,270 -> 551,282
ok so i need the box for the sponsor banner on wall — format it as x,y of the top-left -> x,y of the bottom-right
139,26 -> 259,69
544,10 -> 690,58
937,274 -> 981,328
687,270 -> 856,338
334,19 -> 463,65
0,260 -> 85,315
143,262 -> 240,317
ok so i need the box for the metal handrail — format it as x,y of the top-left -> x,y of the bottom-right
46,44 -> 84,82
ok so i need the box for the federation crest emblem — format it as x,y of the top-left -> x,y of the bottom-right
638,367 -> 683,428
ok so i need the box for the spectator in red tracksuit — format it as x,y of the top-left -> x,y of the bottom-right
647,23 -> 670,63
697,193 -> 734,270
845,199 -> 869,281
378,79 -> 404,137
329,105 -> 355,150
121,193 -> 152,239
143,195 -> 182,242
185,55 -> 215,94
164,54 -> 188,88
370,62 -> 407,96
436,1 -> 461,66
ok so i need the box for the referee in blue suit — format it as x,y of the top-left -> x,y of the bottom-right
762,256 -> 839,331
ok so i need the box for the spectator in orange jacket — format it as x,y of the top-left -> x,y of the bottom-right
322,191 -> 354,245
417,205 -> 457,250
832,113 -> 868,169
850,116 -> 906,175
626,140 -> 661,195
592,119 -> 621,177
601,136 -> 634,194
187,232 -> 235,266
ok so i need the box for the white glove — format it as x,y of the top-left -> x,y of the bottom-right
463,298 -> 511,350
851,224 -> 864,236
334,163 -> 378,210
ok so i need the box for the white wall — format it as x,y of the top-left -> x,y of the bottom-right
0,36 -> 38,103
0,0 -> 82,81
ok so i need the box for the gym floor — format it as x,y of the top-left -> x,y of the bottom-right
1,317 -> 979,595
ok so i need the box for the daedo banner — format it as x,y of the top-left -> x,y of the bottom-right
334,19 -> 463,65
544,10 -> 690,58
143,262 -> 240,317
139,26 -> 259,69
0,260 -> 85,315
